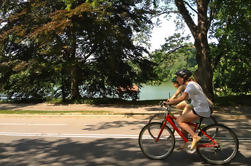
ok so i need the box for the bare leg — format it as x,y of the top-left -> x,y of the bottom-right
176,101 -> 187,115
177,109 -> 199,136
177,109 -> 201,149
176,101 -> 187,110
182,104 -> 192,115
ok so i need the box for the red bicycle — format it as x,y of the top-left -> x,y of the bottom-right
138,104 -> 239,165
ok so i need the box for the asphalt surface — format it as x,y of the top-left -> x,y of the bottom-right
0,115 -> 250,166
0,104 -> 250,165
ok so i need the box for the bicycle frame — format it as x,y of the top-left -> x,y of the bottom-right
155,112 -> 218,148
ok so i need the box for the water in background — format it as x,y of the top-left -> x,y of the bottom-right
0,83 -> 177,101
138,82 -> 176,101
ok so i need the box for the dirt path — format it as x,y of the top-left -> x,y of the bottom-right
0,103 -> 160,114
0,103 -> 250,119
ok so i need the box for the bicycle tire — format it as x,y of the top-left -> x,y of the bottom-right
199,116 -> 217,128
148,113 -> 175,133
138,122 -> 175,160
148,113 -> 165,124
197,124 -> 239,165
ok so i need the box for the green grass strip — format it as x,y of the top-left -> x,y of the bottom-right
0,110 -> 112,115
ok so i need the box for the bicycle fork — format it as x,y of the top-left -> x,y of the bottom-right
155,115 -> 189,143
155,120 -> 168,143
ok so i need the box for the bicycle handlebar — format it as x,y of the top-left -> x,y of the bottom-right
159,101 -> 181,114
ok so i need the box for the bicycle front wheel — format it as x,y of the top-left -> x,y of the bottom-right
197,124 -> 239,165
148,113 -> 175,133
138,122 -> 175,160
148,113 -> 166,124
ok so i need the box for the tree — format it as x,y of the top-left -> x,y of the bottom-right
149,33 -> 196,83
210,0 -> 251,95
0,0 -> 60,100
174,0 -> 214,99
150,0 -> 250,97
148,0 -> 215,99
0,0 -> 157,101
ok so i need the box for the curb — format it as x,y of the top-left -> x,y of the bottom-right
0,112 -> 250,120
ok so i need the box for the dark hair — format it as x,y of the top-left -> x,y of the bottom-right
175,69 -> 192,80
171,76 -> 178,83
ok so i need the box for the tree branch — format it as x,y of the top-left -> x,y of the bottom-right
166,44 -> 190,55
174,0 -> 197,38
184,1 -> 198,14
151,10 -> 179,18
161,44 -> 190,62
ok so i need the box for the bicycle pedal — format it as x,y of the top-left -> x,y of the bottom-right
185,144 -> 196,154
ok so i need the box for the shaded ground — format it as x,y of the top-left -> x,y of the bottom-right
0,110 -> 250,165
0,137 -> 250,166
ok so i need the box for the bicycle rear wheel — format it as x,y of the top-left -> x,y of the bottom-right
200,116 -> 217,128
197,124 -> 239,165
138,122 -> 175,160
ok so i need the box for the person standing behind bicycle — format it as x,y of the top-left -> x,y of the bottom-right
169,77 -> 190,115
170,77 -> 186,109
164,69 -> 211,150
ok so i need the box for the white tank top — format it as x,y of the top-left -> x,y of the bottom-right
184,81 -> 211,117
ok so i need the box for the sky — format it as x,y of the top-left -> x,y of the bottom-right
150,14 -> 218,52
150,16 -> 192,52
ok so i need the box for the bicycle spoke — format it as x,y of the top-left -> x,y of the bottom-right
139,122 -> 175,160
197,124 -> 239,165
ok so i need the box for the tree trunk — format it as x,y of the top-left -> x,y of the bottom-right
69,64 -> 81,100
61,69 -> 67,102
175,0 -> 214,100
194,39 -> 213,100
68,29 -> 81,101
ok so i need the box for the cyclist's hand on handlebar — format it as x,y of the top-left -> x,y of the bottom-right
159,101 -> 167,107
168,98 -> 174,102
160,98 -> 174,107
161,100 -> 169,107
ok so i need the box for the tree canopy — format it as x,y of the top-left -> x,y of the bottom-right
0,0 -> 157,101
149,33 -> 196,83
211,0 -> 251,95
148,0 -> 250,97
0,0 -> 250,102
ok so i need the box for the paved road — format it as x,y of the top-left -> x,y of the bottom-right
0,115 -> 250,166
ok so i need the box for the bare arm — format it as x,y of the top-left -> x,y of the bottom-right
170,89 -> 181,99
170,86 -> 184,99
166,92 -> 189,105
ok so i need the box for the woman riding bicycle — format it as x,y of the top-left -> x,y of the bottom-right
164,69 -> 211,150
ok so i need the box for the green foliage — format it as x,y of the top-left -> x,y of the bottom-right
150,0 -> 250,96
1,0 -> 250,102
0,0 -> 157,101
149,33 -> 197,83
211,0 -> 251,95
215,95 -> 251,106
62,0 -> 75,10
62,0 -> 107,9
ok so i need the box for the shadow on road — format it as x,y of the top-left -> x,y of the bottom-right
82,120 -> 147,131
0,138 -> 249,166
0,104 -> 37,110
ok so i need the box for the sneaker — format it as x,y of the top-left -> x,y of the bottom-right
191,136 -> 201,150
177,143 -> 187,150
